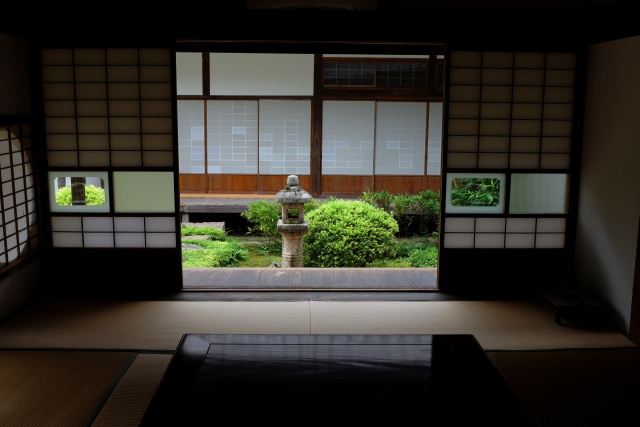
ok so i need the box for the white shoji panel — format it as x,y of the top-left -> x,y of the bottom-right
52,232 -> 83,247
475,218 -> 505,233
145,233 -> 176,248
506,218 -> 536,233
442,216 -> 566,249
115,233 -> 146,248
536,217 -> 566,233
475,233 -> 505,248
445,217 -> 475,232
82,217 -> 113,232
444,233 -> 475,248
535,233 -> 565,248
145,217 -> 176,232
84,233 -> 115,248
505,233 -> 536,248
51,216 -> 82,231
114,217 -> 145,232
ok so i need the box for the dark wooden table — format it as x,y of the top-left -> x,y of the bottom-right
140,334 -> 533,426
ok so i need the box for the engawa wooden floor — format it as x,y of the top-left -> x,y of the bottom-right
183,267 -> 438,291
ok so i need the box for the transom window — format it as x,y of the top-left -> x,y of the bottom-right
323,60 -> 428,87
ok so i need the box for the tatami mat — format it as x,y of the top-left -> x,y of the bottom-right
0,350 -> 133,427
0,299 -> 638,427
0,299 -> 635,351
91,354 -> 172,427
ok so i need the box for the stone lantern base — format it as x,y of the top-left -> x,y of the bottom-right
277,221 -> 308,268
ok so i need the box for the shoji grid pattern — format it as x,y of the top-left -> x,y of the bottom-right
50,216 -> 176,248
427,103 -> 443,175
322,101 -> 434,176
41,48 -> 174,168
258,100 -> 311,175
443,217 -> 566,249
447,51 -> 575,170
322,101 -> 375,175
42,48 -> 177,249
0,125 -> 39,269
375,102 -> 426,175
443,51 -> 576,249
178,101 -> 205,173
207,100 -> 259,174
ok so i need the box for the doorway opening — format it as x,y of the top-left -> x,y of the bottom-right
175,42 -> 444,291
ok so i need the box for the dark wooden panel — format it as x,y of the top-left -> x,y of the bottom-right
321,175 -> 374,195
179,174 -> 206,192
208,174 -> 259,192
259,175 -> 311,193
374,175 -> 426,194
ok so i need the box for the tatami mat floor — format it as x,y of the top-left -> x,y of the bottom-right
1,297 -> 638,426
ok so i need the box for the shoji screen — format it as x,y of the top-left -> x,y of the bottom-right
443,51 -> 575,251
41,48 -> 177,249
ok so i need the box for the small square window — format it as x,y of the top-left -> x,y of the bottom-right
49,171 -> 110,213
445,173 -> 506,214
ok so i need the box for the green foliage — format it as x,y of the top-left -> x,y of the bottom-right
450,178 -> 500,207
360,190 -> 441,237
180,225 -> 227,241
181,238 -> 248,267
55,185 -> 105,206
241,199 -> 283,255
303,199 -> 399,267
407,245 -> 439,268
360,190 -> 394,213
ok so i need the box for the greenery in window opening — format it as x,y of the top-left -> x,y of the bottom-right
55,185 -> 106,206
450,178 -> 501,207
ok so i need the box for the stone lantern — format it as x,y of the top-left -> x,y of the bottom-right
276,175 -> 312,267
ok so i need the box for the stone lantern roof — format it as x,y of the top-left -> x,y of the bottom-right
276,175 -> 312,204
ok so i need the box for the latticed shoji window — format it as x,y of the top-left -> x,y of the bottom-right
0,124 -> 39,270
41,48 -> 178,249
443,51 -> 576,249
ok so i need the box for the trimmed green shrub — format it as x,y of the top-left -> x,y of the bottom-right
181,238 -> 248,267
303,199 -> 399,267
55,185 -> 105,206
181,225 -> 227,241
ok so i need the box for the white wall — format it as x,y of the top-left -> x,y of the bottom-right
575,35 -> 640,334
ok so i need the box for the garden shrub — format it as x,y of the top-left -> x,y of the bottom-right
180,225 -> 227,241
408,246 -> 439,268
303,199 -> 398,267
55,185 -> 105,206
241,199 -> 283,255
359,190 -> 441,237
181,238 -> 248,267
